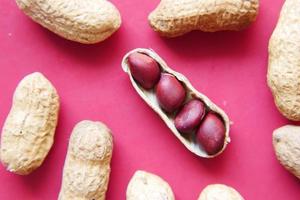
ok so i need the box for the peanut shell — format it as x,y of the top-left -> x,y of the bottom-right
273,125 -> 300,179
122,48 -> 230,158
198,184 -> 244,200
58,120 -> 113,200
148,0 -> 259,37
267,0 -> 300,121
126,170 -> 175,200
0,72 -> 59,175
16,0 -> 121,44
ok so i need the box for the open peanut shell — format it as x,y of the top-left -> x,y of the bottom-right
122,48 -> 230,158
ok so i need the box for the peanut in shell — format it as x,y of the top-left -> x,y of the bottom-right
268,0 -> 300,121
122,48 -> 230,158
16,0 -> 121,44
149,0 -> 259,37
273,125 -> 300,180
0,72 -> 59,175
198,184 -> 244,200
58,120 -> 113,200
126,170 -> 175,200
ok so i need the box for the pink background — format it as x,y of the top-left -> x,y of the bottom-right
0,0 -> 300,199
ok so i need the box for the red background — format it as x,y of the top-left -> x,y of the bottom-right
1,0 -> 300,199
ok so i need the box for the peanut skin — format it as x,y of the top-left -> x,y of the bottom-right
16,0 -> 121,44
175,99 -> 205,134
273,125 -> 300,180
156,73 -> 186,113
268,0 -> 300,121
126,170 -> 175,200
0,72 -> 59,175
58,120 -> 113,200
149,0 -> 259,37
198,184 -> 244,200
128,52 -> 161,89
196,113 -> 225,155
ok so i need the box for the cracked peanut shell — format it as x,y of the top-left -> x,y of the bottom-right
273,125 -> 300,179
0,72 -> 59,175
122,48 -> 230,158
268,0 -> 300,121
148,0 -> 259,37
198,184 -> 244,200
58,120 -> 113,200
126,170 -> 175,200
16,0 -> 121,44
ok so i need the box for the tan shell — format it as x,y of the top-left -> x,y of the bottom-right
122,48 -> 230,158
148,0 -> 259,37
267,0 -> 300,121
16,0 -> 121,44
126,170 -> 175,200
273,125 -> 300,179
58,120 -> 113,200
0,72 -> 59,175
198,184 -> 244,200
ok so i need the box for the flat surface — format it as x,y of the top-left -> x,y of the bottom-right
0,0 -> 299,199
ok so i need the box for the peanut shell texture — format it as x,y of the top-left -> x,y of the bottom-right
268,0 -> 300,121
198,184 -> 244,200
0,72 -> 59,175
149,0 -> 259,37
16,0 -> 121,44
126,170 -> 175,200
58,120 -> 113,200
273,125 -> 300,180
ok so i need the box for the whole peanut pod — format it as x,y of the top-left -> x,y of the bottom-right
128,52 -> 161,89
149,0 -> 259,37
197,113 -> 226,155
273,125 -> 300,179
16,0 -> 121,44
268,0 -> 300,121
175,99 -> 206,134
126,170 -> 175,200
156,73 -> 186,113
198,184 -> 244,200
122,48 -> 230,158
58,120 -> 113,200
0,72 -> 59,175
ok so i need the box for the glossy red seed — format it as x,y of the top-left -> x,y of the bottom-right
128,52 -> 161,89
156,73 -> 186,113
175,99 -> 205,134
196,113 -> 225,155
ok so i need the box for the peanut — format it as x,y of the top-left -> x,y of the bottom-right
0,72 -> 59,175
156,73 -> 186,113
128,52 -> 161,89
273,125 -> 300,180
196,113 -> 226,155
175,99 -> 205,134
58,120 -> 113,200
198,184 -> 244,200
126,170 -> 175,200
267,0 -> 300,121
16,0 -> 121,44
122,48 -> 230,158
148,0 -> 259,37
